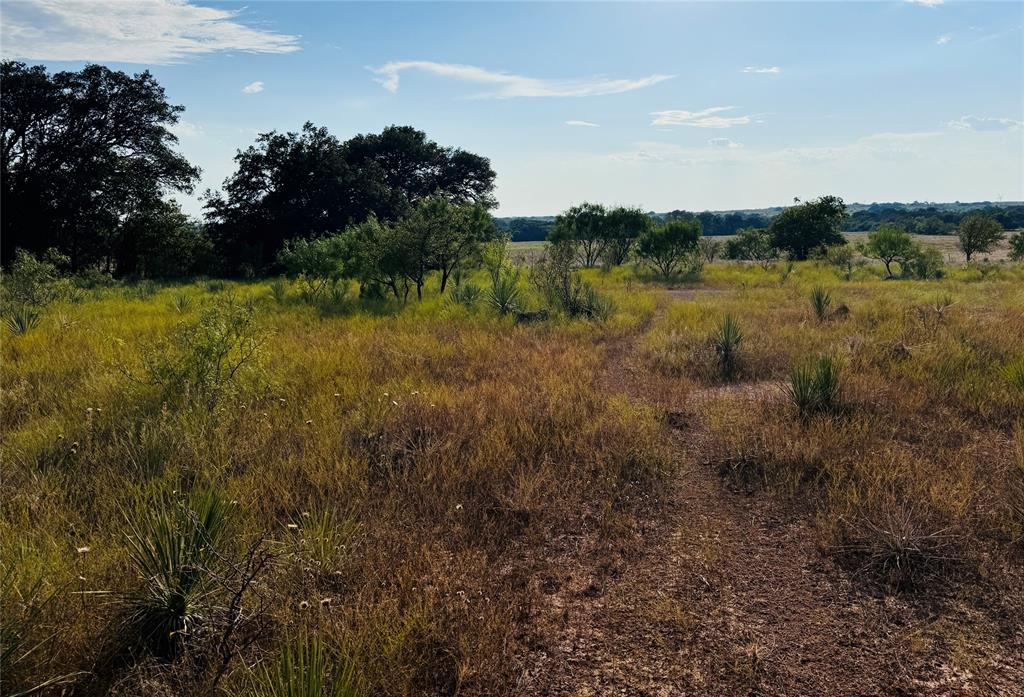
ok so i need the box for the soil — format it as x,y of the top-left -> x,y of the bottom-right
518,293 -> 1024,696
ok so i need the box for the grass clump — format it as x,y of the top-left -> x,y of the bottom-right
710,314 -> 743,381
249,634 -> 362,697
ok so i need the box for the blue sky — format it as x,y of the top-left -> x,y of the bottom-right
2,1 -> 1022,216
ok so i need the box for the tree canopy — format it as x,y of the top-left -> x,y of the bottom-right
956,211 -> 1004,262
768,195 -> 847,260
204,123 -> 496,273
1,61 -> 200,270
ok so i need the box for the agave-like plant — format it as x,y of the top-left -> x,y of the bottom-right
486,268 -> 521,316
809,286 -> 832,322
121,488 -> 233,657
250,634 -> 362,697
447,282 -> 482,308
711,314 -> 743,381
787,355 -> 842,418
170,292 -> 193,314
3,306 -> 41,335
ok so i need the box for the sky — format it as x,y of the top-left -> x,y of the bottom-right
1,0 -> 1022,217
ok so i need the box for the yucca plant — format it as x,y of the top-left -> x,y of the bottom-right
809,286 -> 832,322
3,306 -> 41,335
1002,359 -> 1024,394
787,355 -> 842,418
250,634 -> 362,697
170,292 -> 193,314
447,282 -> 482,308
487,268 -> 521,316
121,488 -> 233,657
711,314 -> 743,381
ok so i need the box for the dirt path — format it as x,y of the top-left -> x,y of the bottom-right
520,295 -> 1022,696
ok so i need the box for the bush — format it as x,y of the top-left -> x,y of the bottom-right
787,355 -> 842,418
139,294 -> 264,410
1,248 -> 71,308
635,219 -> 702,278
1008,231 -> 1024,263
277,235 -> 350,303
3,305 -> 41,335
531,242 -> 615,320
903,244 -> 944,279
725,228 -> 778,268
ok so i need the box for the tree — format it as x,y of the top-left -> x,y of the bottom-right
1009,231 -> 1024,263
769,195 -> 847,260
1,61 -> 200,269
698,237 -> 723,263
859,225 -> 917,278
635,219 -> 702,277
342,217 -> 414,302
602,207 -> 652,266
114,200 -> 211,279
957,211 -> 1004,262
204,123 -> 496,273
726,228 -> 778,269
548,203 -> 608,267
402,197 -> 495,294
276,234 -> 351,301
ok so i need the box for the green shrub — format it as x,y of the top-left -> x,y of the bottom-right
1010,231 -> 1024,263
270,277 -> 288,304
1,248 -> 71,308
121,488 -> 234,658
487,267 -> 521,316
787,355 -> 842,418
447,281 -> 482,308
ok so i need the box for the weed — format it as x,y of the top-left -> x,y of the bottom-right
249,633 -> 362,697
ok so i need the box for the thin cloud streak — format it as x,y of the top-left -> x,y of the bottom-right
565,120 -> 600,127
651,107 -> 755,129
369,60 -> 673,98
0,0 -> 301,63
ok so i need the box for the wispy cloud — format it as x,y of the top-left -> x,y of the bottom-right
242,81 -> 265,94
936,35 -> 952,45
0,0 -> 301,63
742,66 -> 781,74
565,120 -> 600,128
369,60 -> 673,98
651,107 -> 756,129
169,120 -> 202,138
708,138 -> 743,149
906,0 -> 943,7
948,115 -> 1022,132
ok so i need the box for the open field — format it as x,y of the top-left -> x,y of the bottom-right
3,257 -> 1023,695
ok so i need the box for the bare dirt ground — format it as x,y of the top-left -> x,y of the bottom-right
519,295 -> 1024,696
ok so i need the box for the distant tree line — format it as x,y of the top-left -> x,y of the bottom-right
843,204 -> 1024,234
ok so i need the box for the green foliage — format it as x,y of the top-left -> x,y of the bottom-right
698,237 -> 723,263
769,195 -> 847,260
121,488 -> 233,658
277,235 -> 350,303
270,277 -> 289,304
115,200 -> 211,279
140,294 -> 263,410
711,314 -> 743,381
1008,231 -> 1024,263
531,241 -> 614,320
548,202 -> 608,267
2,248 -> 70,308
635,219 -> 702,278
3,306 -> 41,335
787,355 -> 842,418
1002,359 -> 1024,394
904,244 -> 944,280
170,292 -> 194,314
249,633 -> 362,697
487,267 -> 522,316
447,280 -> 483,308
602,206 -> 652,267
809,286 -> 833,321
725,228 -> 778,268
957,211 -> 1004,262
859,225 -> 917,278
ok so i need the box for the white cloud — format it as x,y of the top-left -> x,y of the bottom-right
169,120 -> 202,138
742,66 -> 781,74
906,0 -> 943,7
936,35 -> 952,45
368,60 -> 673,98
242,81 -> 265,94
565,120 -> 600,128
708,137 -> 743,149
0,0 -> 300,64
947,115 -> 1023,132
651,107 -> 755,129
